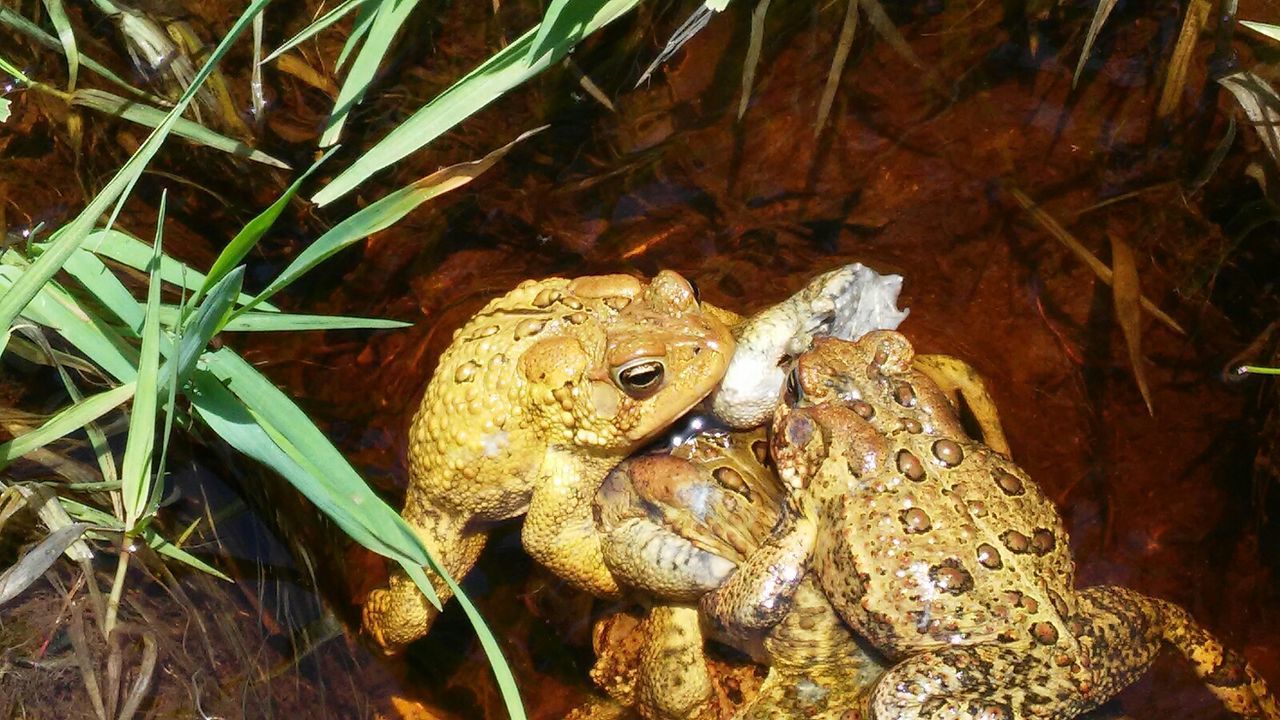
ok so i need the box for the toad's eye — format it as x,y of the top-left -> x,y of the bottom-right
614,360 -> 666,398
687,278 -> 701,304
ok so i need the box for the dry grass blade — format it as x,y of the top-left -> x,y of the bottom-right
1219,71 -> 1280,170
738,0 -> 771,120
105,635 -> 123,719
0,523 -> 89,604
116,631 -> 157,720
1073,0 -> 1118,87
565,58 -> 615,112
19,484 -> 96,562
637,4 -> 717,86
1008,187 -> 1185,335
69,603 -> 108,720
816,0 -> 858,137
275,53 -> 338,95
1110,234 -> 1155,415
0,488 -> 27,533
1156,0 -> 1210,118
858,0 -> 923,68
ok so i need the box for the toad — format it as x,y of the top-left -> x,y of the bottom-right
586,345 -> 1012,720
363,267 -> 885,651
701,331 -> 1280,720
591,428 -> 886,719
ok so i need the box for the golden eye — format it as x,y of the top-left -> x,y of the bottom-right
614,360 -> 666,399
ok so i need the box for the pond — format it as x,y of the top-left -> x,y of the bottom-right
1,0 -> 1278,717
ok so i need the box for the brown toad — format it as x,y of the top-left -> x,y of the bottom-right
591,428 -> 885,719
701,331 -> 1280,720
364,267 -> 878,651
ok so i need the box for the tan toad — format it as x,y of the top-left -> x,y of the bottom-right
702,331 -> 1280,720
363,271 -> 736,649
364,267 -> 876,651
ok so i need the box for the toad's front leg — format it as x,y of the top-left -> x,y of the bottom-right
363,506 -> 489,652
698,513 -> 817,644
522,446 -> 624,598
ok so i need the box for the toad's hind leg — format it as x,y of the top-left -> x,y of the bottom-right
867,642 -> 1091,720
1076,586 -> 1280,720
362,509 -> 487,652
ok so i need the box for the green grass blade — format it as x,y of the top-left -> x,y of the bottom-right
1242,21 -> 1280,43
81,229 -> 273,310
1238,364 -> 1280,375
218,311 -> 408,331
71,89 -> 289,168
57,497 -> 231,580
263,0 -> 369,64
527,0 -> 580,64
253,127 -> 541,310
188,353 -> 524,717
186,360 -> 430,577
429,564 -> 526,720
150,330 -> 180,518
196,148 -> 337,306
13,324 -> 121,489
0,266 -> 139,382
1074,0 -> 1118,87
319,0 -> 424,147
120,211 -> 165,530
336,0 -> 380,72
0,55 -> 32,86
195,349 -> 426,555
40,0 -> 79,90
60,248 -> 146,333
311,1 -> 638,205
0,383 -> 136,470
0,0 -> 272,357
140,526 -> 231,579
175,268 -> 244,383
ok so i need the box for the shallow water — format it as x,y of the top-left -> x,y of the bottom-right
3,0 -> 1279,717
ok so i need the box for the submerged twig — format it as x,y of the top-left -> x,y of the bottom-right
1008,187 -> 1186,335
738,0 -> 771,120
816,0 -> 858,138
